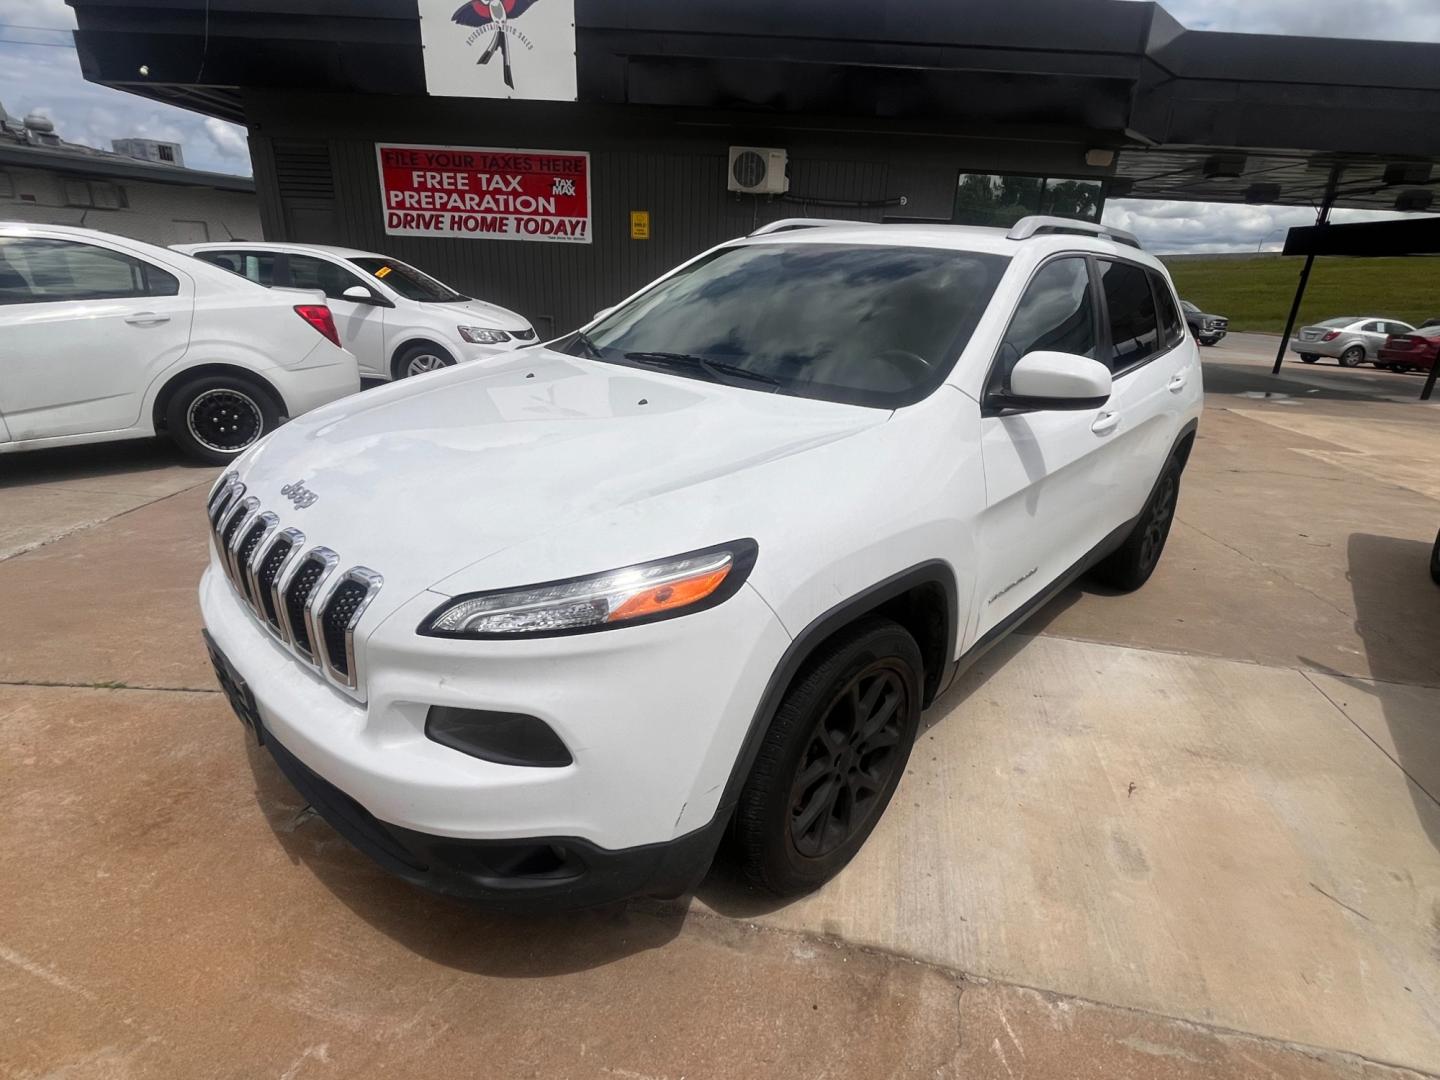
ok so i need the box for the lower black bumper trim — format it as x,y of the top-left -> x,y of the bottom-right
262,731 -> 723,912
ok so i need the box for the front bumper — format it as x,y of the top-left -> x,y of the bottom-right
199,562 -> 790,907
1197,325 -> 1227,342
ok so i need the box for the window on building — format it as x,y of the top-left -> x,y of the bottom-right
990,256 -> 1097,395
953,173 -> 1104,228
60,179 -> 128,209
0,237 -> 178,303
1099,260 -> 1160,371
0,171 -> 13,199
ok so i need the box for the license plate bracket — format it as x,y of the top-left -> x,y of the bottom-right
203,631 -> 264,745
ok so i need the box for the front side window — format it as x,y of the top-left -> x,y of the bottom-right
558,242 -> 1011,409
990,256 -> 1096,395
0,237 -> 178,304
288,254 -> 367,300
349,257 -> 463,302
1099,260 -> 1159,371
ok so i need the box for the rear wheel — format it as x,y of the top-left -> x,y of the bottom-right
1300,354 -> 1319,363
394,342 -> 455,379
166,375 -> 279,465
1091,458 -> 1181,592
733,618 -> 923,896
1339,346 -> 1365,367
1430,529 -> 1440,586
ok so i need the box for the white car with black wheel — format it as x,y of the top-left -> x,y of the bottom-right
175,241 -> 537,381
200,216 -> 1202,909
0,223 -> 360,464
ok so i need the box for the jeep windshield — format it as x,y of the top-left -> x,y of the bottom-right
558,243 -> 1009,409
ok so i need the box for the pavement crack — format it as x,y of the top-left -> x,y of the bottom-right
1300,669 -> 1440,811
0,679 -> 218,695
1309,883 -> 1372,923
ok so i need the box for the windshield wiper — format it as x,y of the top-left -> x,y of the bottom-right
571,331 -> 604,359
624,351 -> 779,389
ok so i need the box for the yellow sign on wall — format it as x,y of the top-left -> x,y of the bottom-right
630,210 -> 651,240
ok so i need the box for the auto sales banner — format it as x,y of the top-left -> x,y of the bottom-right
376,142 -> 591,244
419,0 -> 576,101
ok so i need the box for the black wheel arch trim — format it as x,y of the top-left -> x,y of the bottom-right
151,364 -> 287,430
718,559 -> 959,812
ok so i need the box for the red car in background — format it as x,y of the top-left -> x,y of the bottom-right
1378,325 -> 1440,373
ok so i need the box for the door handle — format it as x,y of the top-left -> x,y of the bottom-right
1167,373 -> 1187,392
1091,411 -> 1120,435
125,312 -> 170,326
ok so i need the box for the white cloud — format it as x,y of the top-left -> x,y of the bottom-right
0,0 -> 251,176
1102,200 -> 1421,254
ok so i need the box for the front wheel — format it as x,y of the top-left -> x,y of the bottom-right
733,618 -> 923,897
394,343 -> 456,379
166,375 -> 279,465
1339,346 -> 1365,367
1090,459 -> 1181,592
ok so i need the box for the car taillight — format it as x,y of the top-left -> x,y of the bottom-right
294,304 -> 340,347
1320,331 -> 1341,342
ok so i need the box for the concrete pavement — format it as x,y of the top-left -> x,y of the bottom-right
2,348 -> 1439,1078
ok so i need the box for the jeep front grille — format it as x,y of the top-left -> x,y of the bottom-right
206,476 -> 383,692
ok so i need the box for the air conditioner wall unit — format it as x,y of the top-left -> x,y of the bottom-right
728,146 -> 789,195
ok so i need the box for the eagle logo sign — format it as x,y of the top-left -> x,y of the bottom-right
451,0 -> 545,90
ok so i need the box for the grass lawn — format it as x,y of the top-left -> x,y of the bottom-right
1161,256 -> 1440,334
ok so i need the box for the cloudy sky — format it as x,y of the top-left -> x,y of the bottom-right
2,0 -> 1437,252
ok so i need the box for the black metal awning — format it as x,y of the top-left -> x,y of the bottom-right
64,0 -> 1440,211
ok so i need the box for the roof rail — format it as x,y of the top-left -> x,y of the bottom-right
1006,215 -> 1141,249
747,217 -> 875,237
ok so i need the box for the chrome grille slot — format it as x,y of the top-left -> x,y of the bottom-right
283,556 -> 328,659
256,530 -> 301,633
220,498 -> 258,590
317,568 -> 383,688
235,514 -> 275,605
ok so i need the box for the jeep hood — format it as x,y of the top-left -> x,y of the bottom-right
231,350 -> 885,599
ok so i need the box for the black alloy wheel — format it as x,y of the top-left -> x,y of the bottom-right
788,662 -> 909,859
1138,471 -> 1178,576
733,617 -> 923,896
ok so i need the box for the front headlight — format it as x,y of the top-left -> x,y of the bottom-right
458,326 -> 512,345
420,540 -> 758,638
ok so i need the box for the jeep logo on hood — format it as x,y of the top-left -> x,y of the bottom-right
280,480 -> 319,509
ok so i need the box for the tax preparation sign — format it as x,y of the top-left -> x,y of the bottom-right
376,142 -> 591,244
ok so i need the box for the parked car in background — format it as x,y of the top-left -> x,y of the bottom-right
176,242 -> 537,381
1291,316 -> 1415,367
1419,317 -> 1440,329
1179,300 -> 1228,346
1378,324 -> 1440,373
0,223 -> 360,464
200,216 -> 1203,909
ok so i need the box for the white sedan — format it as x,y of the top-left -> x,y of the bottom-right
175,241 -> 537,380
0,222 -> 360,463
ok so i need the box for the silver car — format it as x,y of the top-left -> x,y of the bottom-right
1291,316 -> 1415,367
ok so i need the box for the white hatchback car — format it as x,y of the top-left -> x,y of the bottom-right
200,217 -> 1202,909
176,242 -> 537,380
0,223 -> 360,463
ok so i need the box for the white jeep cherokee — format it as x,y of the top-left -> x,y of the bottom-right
200,216 -> 1202,909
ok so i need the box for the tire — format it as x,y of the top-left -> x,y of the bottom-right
394,342 -> 456,379
1300,354 -> 1319,363
165,375 -> 279,465
1090,458 -> 1182,592
1430,529 -> 1440,586
1339,346 -> 1365,367
733,617 -> 923,896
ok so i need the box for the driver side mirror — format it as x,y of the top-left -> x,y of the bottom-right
990,350 -> 1111,412
342,284 -> 389,306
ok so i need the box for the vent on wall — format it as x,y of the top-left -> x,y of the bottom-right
273,140 -> 336,200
